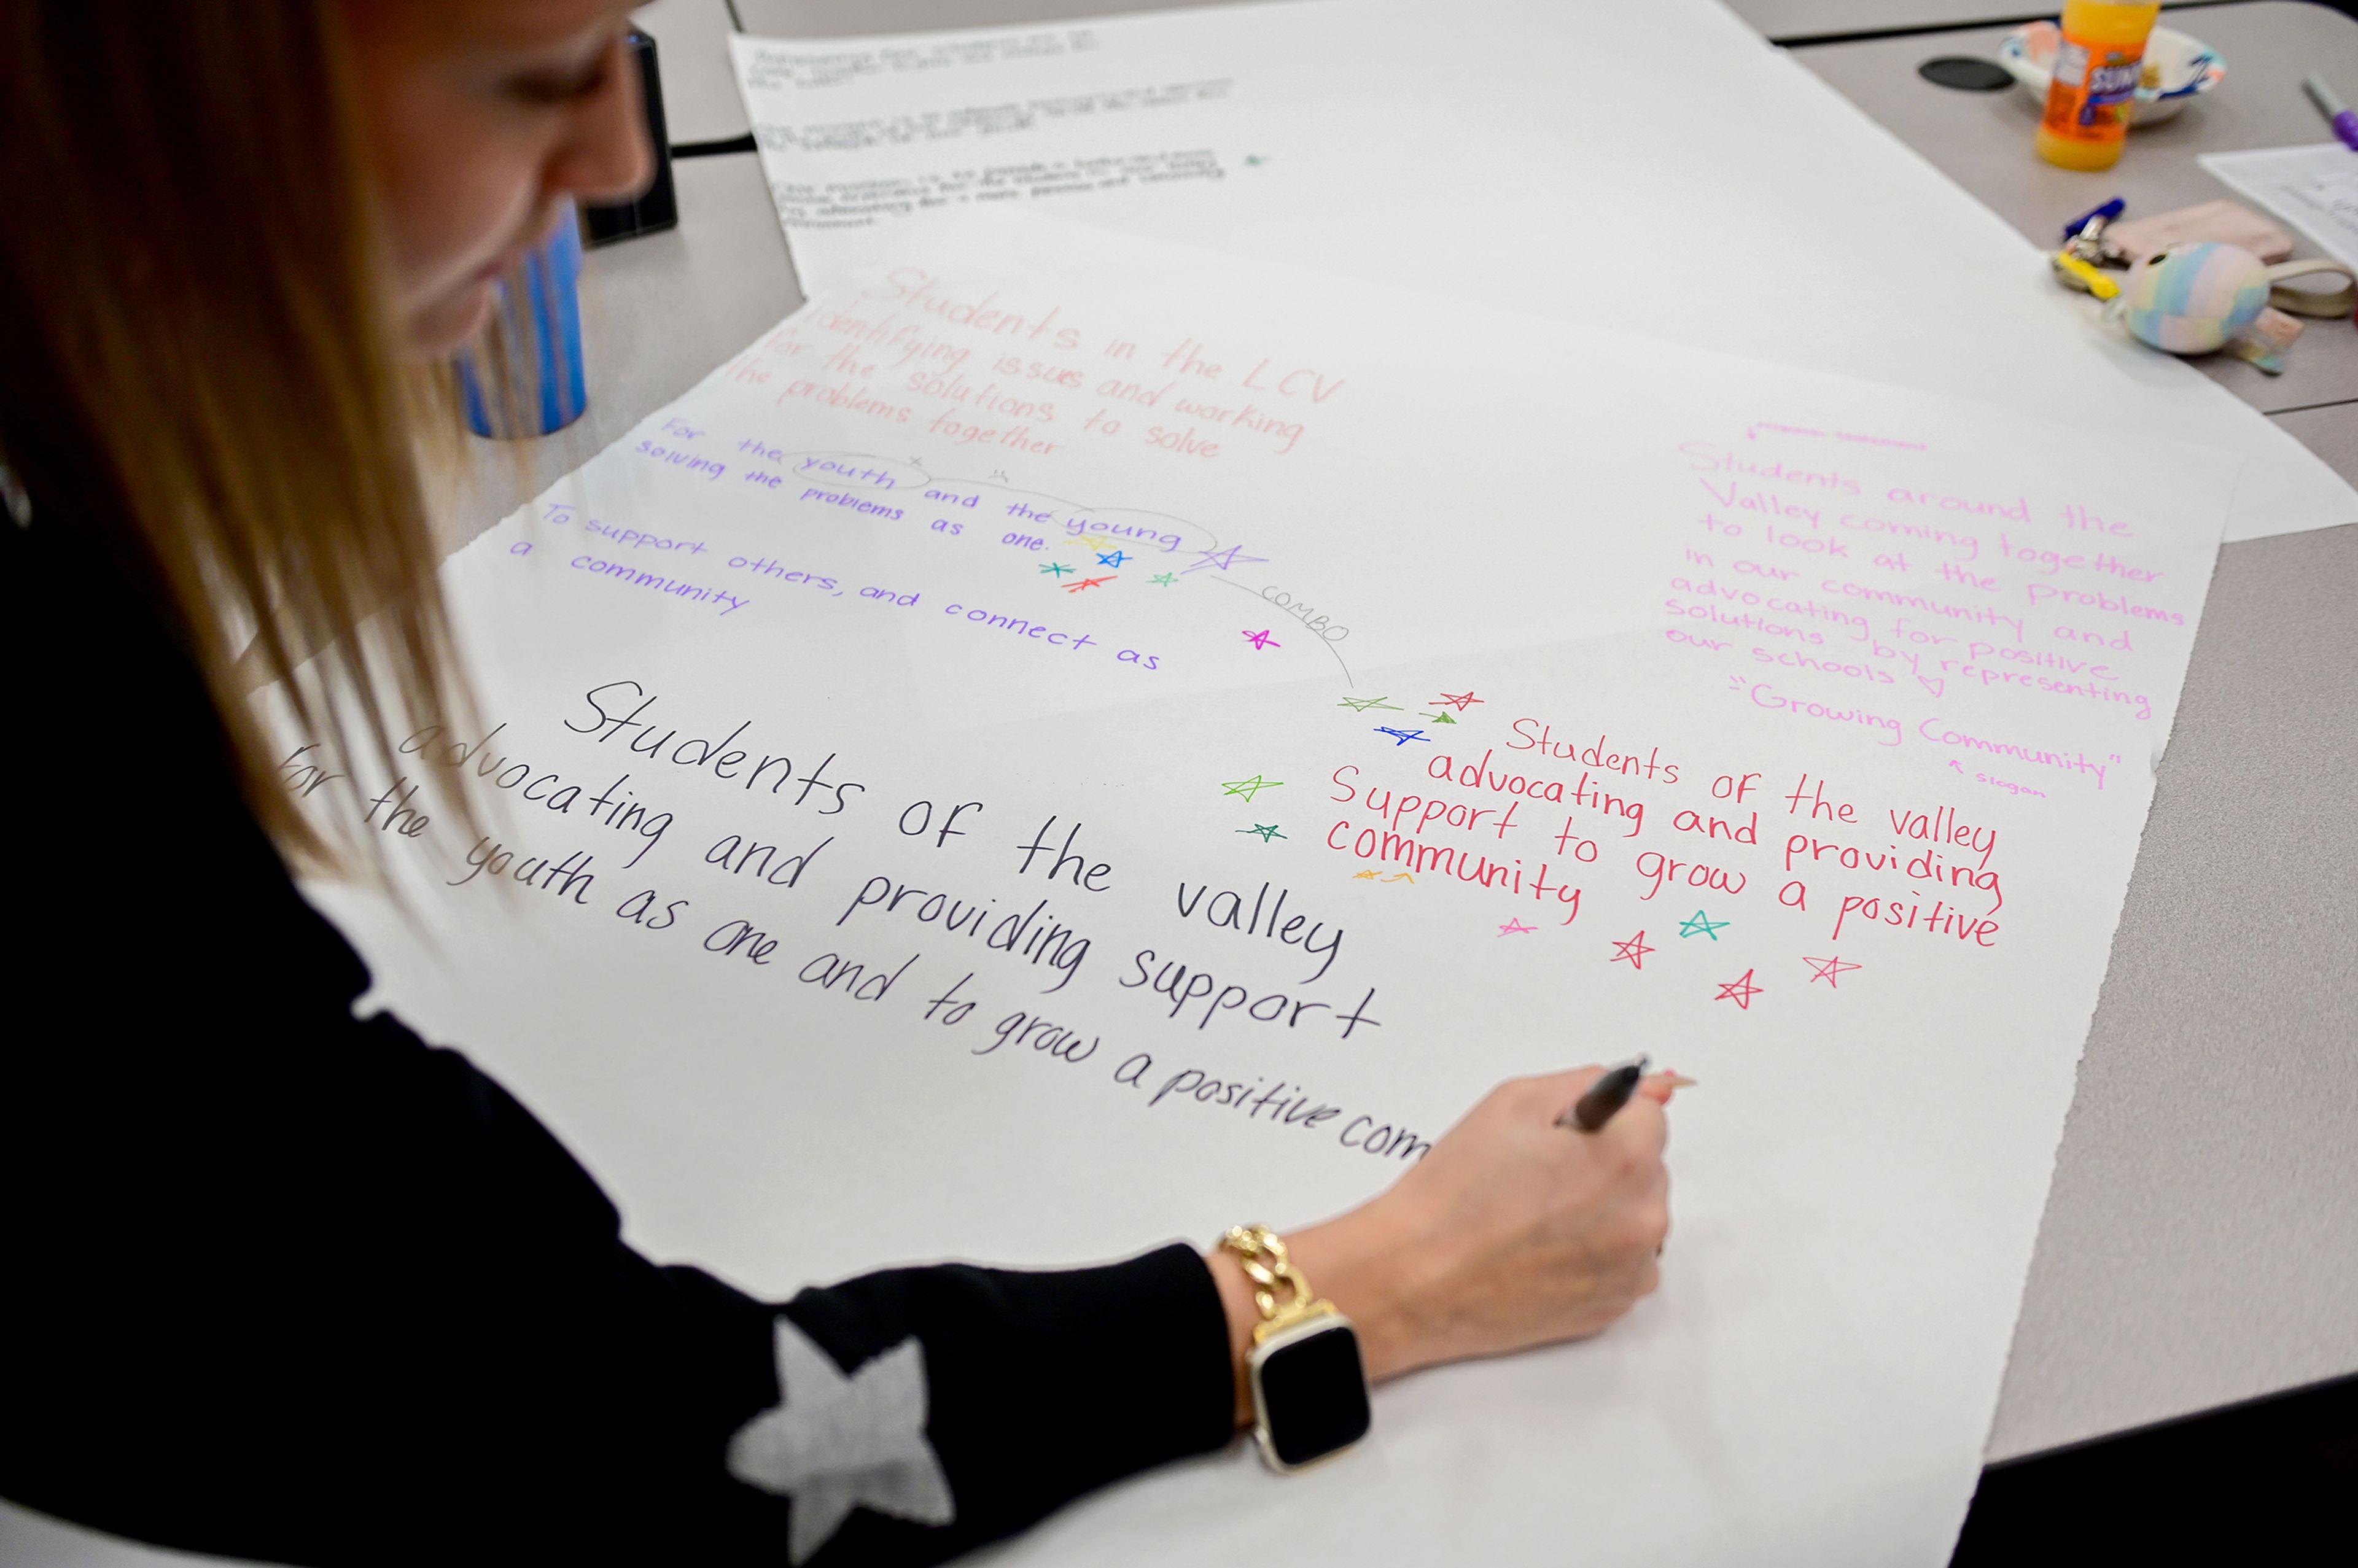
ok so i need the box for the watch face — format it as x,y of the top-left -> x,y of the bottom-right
1252,1318 -> 1372,1470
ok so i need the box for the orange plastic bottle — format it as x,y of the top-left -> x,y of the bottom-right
2036,1 -> 2162,170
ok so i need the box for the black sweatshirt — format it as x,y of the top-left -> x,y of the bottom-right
0,479 -> 1235,1565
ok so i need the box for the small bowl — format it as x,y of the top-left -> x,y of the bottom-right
1998,21 -> 2225,124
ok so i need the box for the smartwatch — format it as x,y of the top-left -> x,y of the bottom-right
1221,1225 -> 1372,1472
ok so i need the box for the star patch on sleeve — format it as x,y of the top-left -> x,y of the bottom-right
726,1318 -> 957,1564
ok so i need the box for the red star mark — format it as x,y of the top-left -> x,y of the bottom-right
1610,931 -> 1652,969
1498,918 -> 1536,936
1066,575 -> 1115,592
1803,955 -> 1861,988
1433,691 -> 1484,711
1715,968 -> 1763,1009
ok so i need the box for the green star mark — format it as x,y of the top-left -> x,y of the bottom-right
1679,909 -> 1730,941
1040,562 -> 1075,578
1151,572 -> 1178,586
1239,824 -> 1286,843
1337,696 -> 1400,713
1220,775 -> 1283,804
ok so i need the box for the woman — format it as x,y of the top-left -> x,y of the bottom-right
0,3 -> 1673,1563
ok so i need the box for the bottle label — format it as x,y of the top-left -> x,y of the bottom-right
2043,40 -> 2146,142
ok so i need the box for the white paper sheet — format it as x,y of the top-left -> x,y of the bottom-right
2200,142 -> 2358,270
726,0 -> 2355,545
224,210 -> 2239,1567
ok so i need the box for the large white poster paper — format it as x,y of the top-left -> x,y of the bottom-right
727,0 -> 2353,544
295,213 -> 2232,1567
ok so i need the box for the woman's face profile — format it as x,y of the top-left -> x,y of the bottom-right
342,0 -> 653,354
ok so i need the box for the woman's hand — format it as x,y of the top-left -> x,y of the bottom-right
1207,1066 -> 1676,1414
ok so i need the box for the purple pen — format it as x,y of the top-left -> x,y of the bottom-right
2305,75 -> 2358,153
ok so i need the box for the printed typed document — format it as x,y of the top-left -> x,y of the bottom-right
728,0 -> 2355,543
2200,143 -> 2358,270
282,211 -> 2239,1567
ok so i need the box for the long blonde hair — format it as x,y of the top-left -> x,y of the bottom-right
0,1 -> 465,871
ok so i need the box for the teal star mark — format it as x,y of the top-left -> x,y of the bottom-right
1040,562 -> 1075,578
1239,824 -> 1285,843
1679,909 -> 1730,941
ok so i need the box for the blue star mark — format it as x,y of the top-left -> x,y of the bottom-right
1374,727 -> 1431,746
1096,549 -> 1132,568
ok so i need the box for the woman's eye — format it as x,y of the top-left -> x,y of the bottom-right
507,54 -> 610,106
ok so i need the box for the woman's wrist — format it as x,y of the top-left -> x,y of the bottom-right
1202,1206 -> 1430,1427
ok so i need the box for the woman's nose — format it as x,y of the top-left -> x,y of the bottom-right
551,34 -> 653,207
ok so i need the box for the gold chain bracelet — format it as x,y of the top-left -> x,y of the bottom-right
1220,1224 -> 1335,1341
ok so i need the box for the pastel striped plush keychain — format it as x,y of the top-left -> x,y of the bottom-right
2112,241 -> 2357,373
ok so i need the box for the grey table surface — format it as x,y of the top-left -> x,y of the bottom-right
1727,0 -> 2252,44
1796,1 -> 2358,425
567,0 -> 2358,1465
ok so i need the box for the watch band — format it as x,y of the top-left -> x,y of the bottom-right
1221,1225 -> 1372,1472
1220,1224 -> 1333,1340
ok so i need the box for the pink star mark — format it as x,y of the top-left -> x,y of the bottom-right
1498,918 -> 1536,936
1802,955 -> 1861,988
1715,968 -> 1762,1009
1610,931 -> 1653,970
1242,629 -> 1282,651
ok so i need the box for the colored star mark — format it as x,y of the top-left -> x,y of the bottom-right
1242,629 -> 1282,651
1803,955 -> 1861,988
1715,968 -> 1763,1009
1066,575 -> 1116,592
1383,872 -> 1415,883
1040,562 -> 1075,578
1499,918 -> 1537,936
1184,543 -> 1270,575
1095,549 -> 1132,567
1374,727 -> 1432,745
1433,692 -> 1484,711
1220,775 -> 1283,803
1610,931 -> 1654,970
1352,870 -> 1379,880
1418,711 -> 1459,724
1678,909 -> 1730,941
1337,696 -> 1401,713
1238,823 -> 1286,843
1150,573 -> 1178,586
